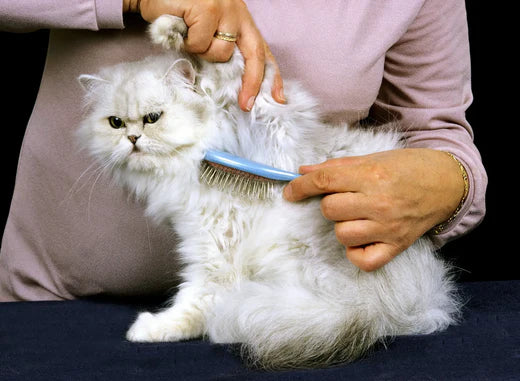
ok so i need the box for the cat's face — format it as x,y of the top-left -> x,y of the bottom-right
78,58 -> 208,175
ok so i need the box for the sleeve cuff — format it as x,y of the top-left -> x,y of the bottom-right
94,0 -> 124,29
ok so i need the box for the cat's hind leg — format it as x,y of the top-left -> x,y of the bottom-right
126,284 -> 212,342
148,14 -> 188,51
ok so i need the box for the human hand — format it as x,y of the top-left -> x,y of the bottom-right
283,149 -> 466,272
124,0 -> 285,112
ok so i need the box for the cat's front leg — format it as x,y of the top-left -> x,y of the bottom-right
126,284 -> 214,343
148,14 -> 188,51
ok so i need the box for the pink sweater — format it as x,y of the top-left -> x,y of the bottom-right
0,0 -> 487,301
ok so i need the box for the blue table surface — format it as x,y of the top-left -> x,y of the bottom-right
1,280 -> 519,381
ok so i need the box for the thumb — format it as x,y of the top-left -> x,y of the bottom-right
345,242 -> 400,272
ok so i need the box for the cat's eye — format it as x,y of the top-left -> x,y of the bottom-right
108,116 -> 125,129
143,112 -> 163,125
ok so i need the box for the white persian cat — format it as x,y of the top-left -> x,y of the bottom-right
77,15 -> 460,369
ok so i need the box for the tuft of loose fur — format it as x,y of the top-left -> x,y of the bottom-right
77,15 -> 461,370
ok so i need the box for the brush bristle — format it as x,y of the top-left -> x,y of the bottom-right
200,161 -> 280,200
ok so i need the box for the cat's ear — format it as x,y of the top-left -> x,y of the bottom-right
164,59 -> 196,87
78,74 -> 109,93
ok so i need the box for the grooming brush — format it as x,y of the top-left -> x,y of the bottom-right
200,149 -> 300,199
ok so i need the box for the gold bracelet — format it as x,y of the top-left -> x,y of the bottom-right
431,152 -> 469,235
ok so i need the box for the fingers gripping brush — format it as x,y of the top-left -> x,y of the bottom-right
200,150 -> 300,200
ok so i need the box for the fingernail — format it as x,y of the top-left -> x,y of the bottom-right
299,165 -> 313,174
278,87 -> 286,103
246,96 -> 256,111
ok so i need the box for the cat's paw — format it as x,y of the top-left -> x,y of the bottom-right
148,14 -> 188,51
126,311 -> 201,342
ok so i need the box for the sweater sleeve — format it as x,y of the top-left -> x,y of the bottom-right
0,0 -> 124,32
369,0 -> 487,248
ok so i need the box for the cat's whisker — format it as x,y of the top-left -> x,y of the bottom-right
60,160 -> 102,205
86,158 -> 116,222
169,145 -> 195,162
60,157 -> 115,209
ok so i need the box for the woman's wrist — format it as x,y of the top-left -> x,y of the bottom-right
430,151 -> 469,234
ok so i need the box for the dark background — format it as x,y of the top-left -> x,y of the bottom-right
0,3 -> 516,282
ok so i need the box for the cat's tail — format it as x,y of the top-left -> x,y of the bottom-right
207,283 -> 381,370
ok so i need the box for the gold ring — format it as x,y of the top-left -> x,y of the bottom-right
214,31 -> 238,42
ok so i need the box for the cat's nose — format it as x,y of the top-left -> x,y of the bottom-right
128,135 -> 141,145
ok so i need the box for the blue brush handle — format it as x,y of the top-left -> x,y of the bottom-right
204,149 -> 300,181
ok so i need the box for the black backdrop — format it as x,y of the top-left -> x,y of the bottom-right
0,2 -> 516,283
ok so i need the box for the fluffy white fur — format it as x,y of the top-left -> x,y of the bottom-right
77,15 -> 460,369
